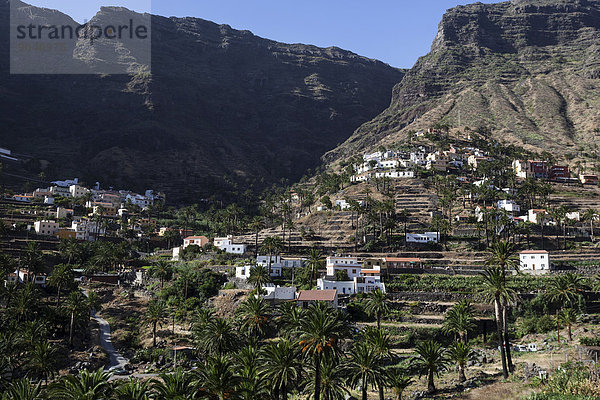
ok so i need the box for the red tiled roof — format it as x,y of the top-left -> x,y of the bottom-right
361,269 -> 381,274
185,236 -> 208,240
297,290 -> 337,302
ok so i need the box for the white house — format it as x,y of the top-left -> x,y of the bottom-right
406,232 -> 439,244
261,284 -> 296,301
34,220 -> 59,236
71,219 -> 105,241
214,235 -> 246,254
236,263 -> 282,279
519,250 -> 551,274
318,265 -> 385,295
183,236 -> 209,249
527,209 -> 547,224
513,160 -> 531,179
335,199 -> 350,210
498,200 -> 521,213
69,184 -> 90,198
326,256 -> 362,279
6,269 -> 47,287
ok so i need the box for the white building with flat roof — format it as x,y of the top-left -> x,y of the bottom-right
519,250 -> 551,274
406,232 -> 439,244
34,220 -> 59,236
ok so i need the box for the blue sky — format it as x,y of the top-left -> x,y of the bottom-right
25,0 -> 502,68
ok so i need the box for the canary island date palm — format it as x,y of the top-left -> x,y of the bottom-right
306,248 -> 325,288
277,301 -> 303,338
486,240 -> 519,372
114,378 -> 151,400
388,371 -> 413,400
259,339 -> 302,400
236,296 -> 271,339
151,369 -> 195,400
364,289 -> 389,329
2,378 -> 44,400
27,340 -> 57,385
345,341 -> 384,400
303,355 -> 348,400
442,300 -> 476,343
298,302 -> 347,400
559,308 -> 580,342
144,300 -> 167,348
247,264 -> 270,294
413,340 -> 449,394
363,326 -> 393,400
47,264 -> 74,306
48,368 -> 112,400
480,266 -> 515,379
447,341 -> 472,383
235,345 -> 268,400
194,317 -> 238,357
194,355 -> 241,400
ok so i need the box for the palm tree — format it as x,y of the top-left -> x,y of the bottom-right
47,264 -> 73,306
22,242 -> 43,283
583,209 -> 598,242
151,260 -> 172,288
345,342 -> 383,400
480,266 -> 515,378
58,238 -> 81,265
486,240 -> 519,272
194,317 -> 237,357
2,378 -> 44,400
85,290 -> 102,321
442,300 -> 476,343
144,300 -> 167,347
298,302 -> 347,400
64,290 -> 86,347
559,308 -> 580,342
48,368 -> 112,400
151,369 -> 195,400
303,356 -> 348,400
260,339 -> 302,400
363,327 -> 393,400
364,289 -> 389,329
250,216 -> 264,256
114,378 -> 151,400
236,296 -> 270,338
235,345 -> 267,400
247,265 -> 270,294
547,273 -> 586,309
388,371 -> 412,400
27,340 -> 57,385
413,339 -> 449,394
194,356 -> 241,400
447,341 -> 471,383
306,248 -> 324,288
277,301 -> 303,338
260,236 -> 284,275
485,241 -> 519,373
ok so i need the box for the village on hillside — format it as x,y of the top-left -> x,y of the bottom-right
2,128 -> 600,400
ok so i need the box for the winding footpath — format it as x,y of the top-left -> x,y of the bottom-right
91,310 -> 129,370
82,290 -> 128,370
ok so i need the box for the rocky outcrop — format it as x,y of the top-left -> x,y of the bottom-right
327,0 -> 600,162
0,1 -> 404,202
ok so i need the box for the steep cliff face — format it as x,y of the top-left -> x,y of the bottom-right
0,1 -> 404,202
328,0 -> 600,161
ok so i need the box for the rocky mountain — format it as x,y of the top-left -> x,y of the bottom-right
0,1 -> 404,202
327,0 -> 600,162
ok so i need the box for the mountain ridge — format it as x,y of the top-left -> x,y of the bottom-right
0,0 -> 404,202
326,0 -> 600,163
